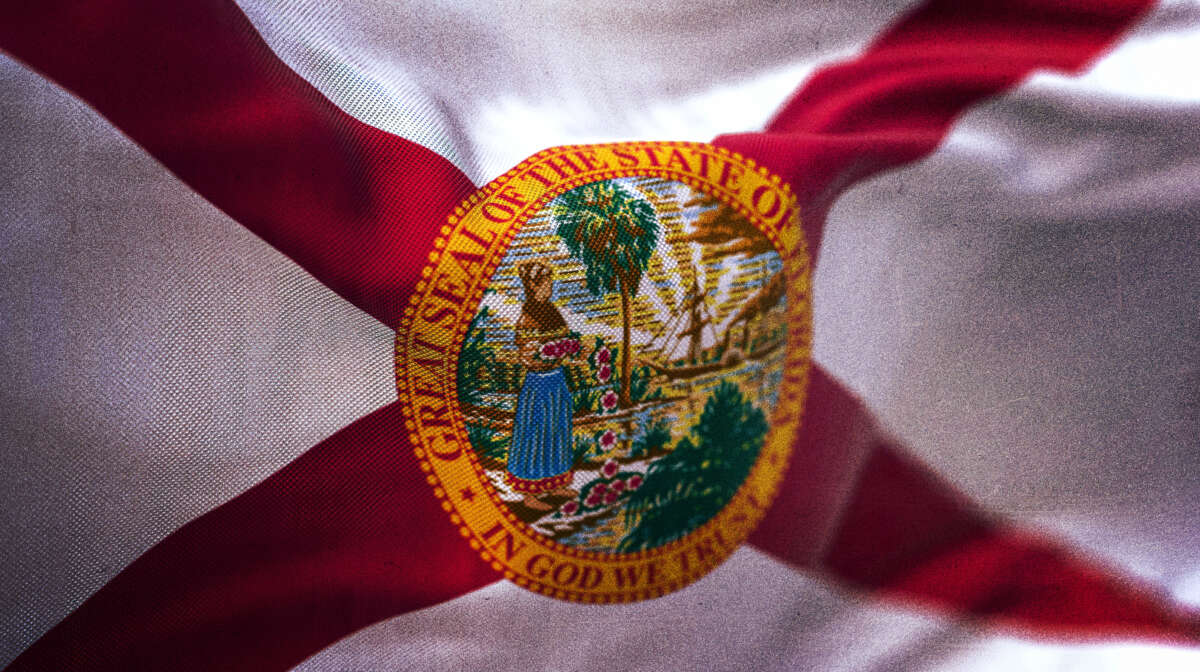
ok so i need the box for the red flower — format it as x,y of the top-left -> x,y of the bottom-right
584,494 -> 601,507
592,482 -> 608,495
560,500 -> 579,515
563,339 -> 580,354
610,479 -> 626,493
596,363 -> 612,383
540,342 -> 557,358
598,429 -> 617,449
628,475 -> 643,490
596,347 -> 611,364
601,390 -> 618,411
602,459 -> 619,477
603,490 -> 619,504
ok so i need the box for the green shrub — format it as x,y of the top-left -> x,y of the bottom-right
630,417 -> 672,458
466,422 -> 508,462
629,365 -> 662,403
618,381 -> 766,552
456,307 -> 496,406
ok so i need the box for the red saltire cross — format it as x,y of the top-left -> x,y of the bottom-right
1,0 -> 1196,670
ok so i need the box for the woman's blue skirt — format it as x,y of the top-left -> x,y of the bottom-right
508,368 -> 574,484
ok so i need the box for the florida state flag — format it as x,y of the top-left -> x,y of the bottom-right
1,1 -> 1197,670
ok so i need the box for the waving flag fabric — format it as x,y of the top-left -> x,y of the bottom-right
2,0 -> 1198,670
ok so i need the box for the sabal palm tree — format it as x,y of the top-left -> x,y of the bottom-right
553,181 -> 659,407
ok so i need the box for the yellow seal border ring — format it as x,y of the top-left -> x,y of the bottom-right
395,141 -> 812,603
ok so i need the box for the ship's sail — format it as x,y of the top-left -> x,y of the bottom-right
642,196 -> 787,380
643,277 -> 723,379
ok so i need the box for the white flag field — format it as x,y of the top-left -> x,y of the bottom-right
1,0 -> 1198,670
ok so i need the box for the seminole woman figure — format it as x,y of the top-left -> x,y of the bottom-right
507,261 -> 580,511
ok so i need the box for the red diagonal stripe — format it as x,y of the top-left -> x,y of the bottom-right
731,0 -> 1197,643
0,0 -> 472,329
828,444 -> 1199,643
3,0 -> 1192,669
752,368 -> 1200,643
714,0 -> 1153,262
5,402 -> 496,672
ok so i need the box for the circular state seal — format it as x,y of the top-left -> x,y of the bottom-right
396,141 -> 812,603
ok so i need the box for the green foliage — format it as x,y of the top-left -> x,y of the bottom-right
572,434 -> 594,467
629,365 -> 662,403
466,423 -> 508,462
458,307 -> 512,462
618,382 -> 767,552
572,386 -> 601,417
563,363 -> 586,391
630,417 -> 672,459
479,359 -> 518,393
553,181 -> 659,297
456,306 -> 496,406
